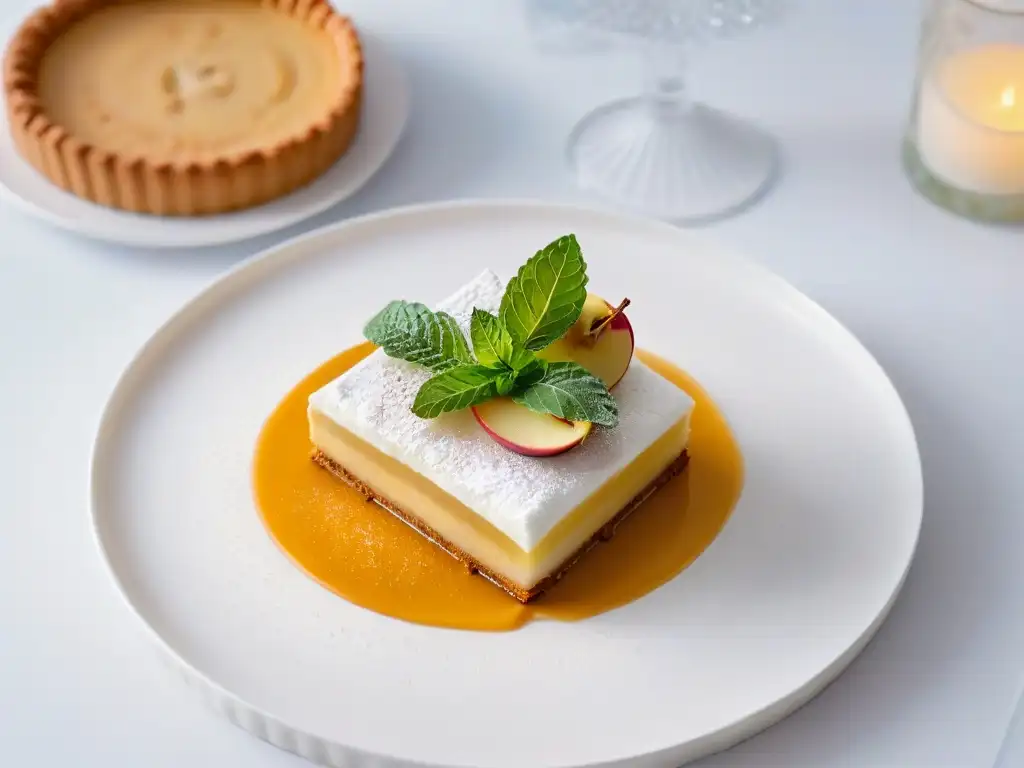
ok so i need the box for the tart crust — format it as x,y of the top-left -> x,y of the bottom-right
311,448 -> 691,603
2,0 -> 363,216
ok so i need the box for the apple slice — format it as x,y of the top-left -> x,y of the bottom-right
540,293 -> 635,388
472,398 -> 591,457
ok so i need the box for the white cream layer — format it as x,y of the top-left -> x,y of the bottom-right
307,270 -> 695,553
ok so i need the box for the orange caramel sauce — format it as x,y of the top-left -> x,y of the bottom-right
253,343 -> 744,632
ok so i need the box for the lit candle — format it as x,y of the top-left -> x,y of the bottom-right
916,44 -> 1024,195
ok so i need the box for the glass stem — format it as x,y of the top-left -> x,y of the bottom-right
644,43 -> 691,116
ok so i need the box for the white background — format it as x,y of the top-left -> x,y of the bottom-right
1,1 -> 1022,766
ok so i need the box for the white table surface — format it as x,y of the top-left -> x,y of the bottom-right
2,1 -> 1023,766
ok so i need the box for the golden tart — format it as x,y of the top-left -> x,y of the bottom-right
2,0 -> 363,216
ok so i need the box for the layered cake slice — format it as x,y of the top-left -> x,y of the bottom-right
308,237 -> 694,601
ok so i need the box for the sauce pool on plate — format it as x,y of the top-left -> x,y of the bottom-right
253,343 -> 743,632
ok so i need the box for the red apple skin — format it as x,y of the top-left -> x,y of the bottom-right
471,405 -> 591,457
599,300 -> 635,389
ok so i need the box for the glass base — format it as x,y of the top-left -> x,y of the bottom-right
903,139 -> 1024,224
566,97 -> 778,223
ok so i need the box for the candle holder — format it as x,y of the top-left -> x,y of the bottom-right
904,0 -> 1024,222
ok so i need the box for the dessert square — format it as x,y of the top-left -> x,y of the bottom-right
307,270 -> 694,601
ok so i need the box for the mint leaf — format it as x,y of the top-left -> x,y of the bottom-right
364,301 -> 472,372
496,371 -> 517,396
412,365 -> 501,418
509,346 -> 541,372
496,357 -> 546,397
500,234 -> 588,352
470,308 -> 538,372
470,309 -> 515,369
511,357 -> 547,388
513,361 -> 618,427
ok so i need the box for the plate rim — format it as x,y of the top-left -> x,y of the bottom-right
89,198 -> 925,768
0,31 -> 409,249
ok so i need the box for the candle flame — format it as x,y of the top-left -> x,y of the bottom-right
1002,85 -> 1016,109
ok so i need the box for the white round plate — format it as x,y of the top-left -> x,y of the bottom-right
0,32 -> 407,249
91,201 -> 923,768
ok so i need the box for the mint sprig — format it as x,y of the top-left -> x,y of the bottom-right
362,234 -> 620,430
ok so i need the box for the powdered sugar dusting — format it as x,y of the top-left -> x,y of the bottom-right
308,270 -> 695,551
